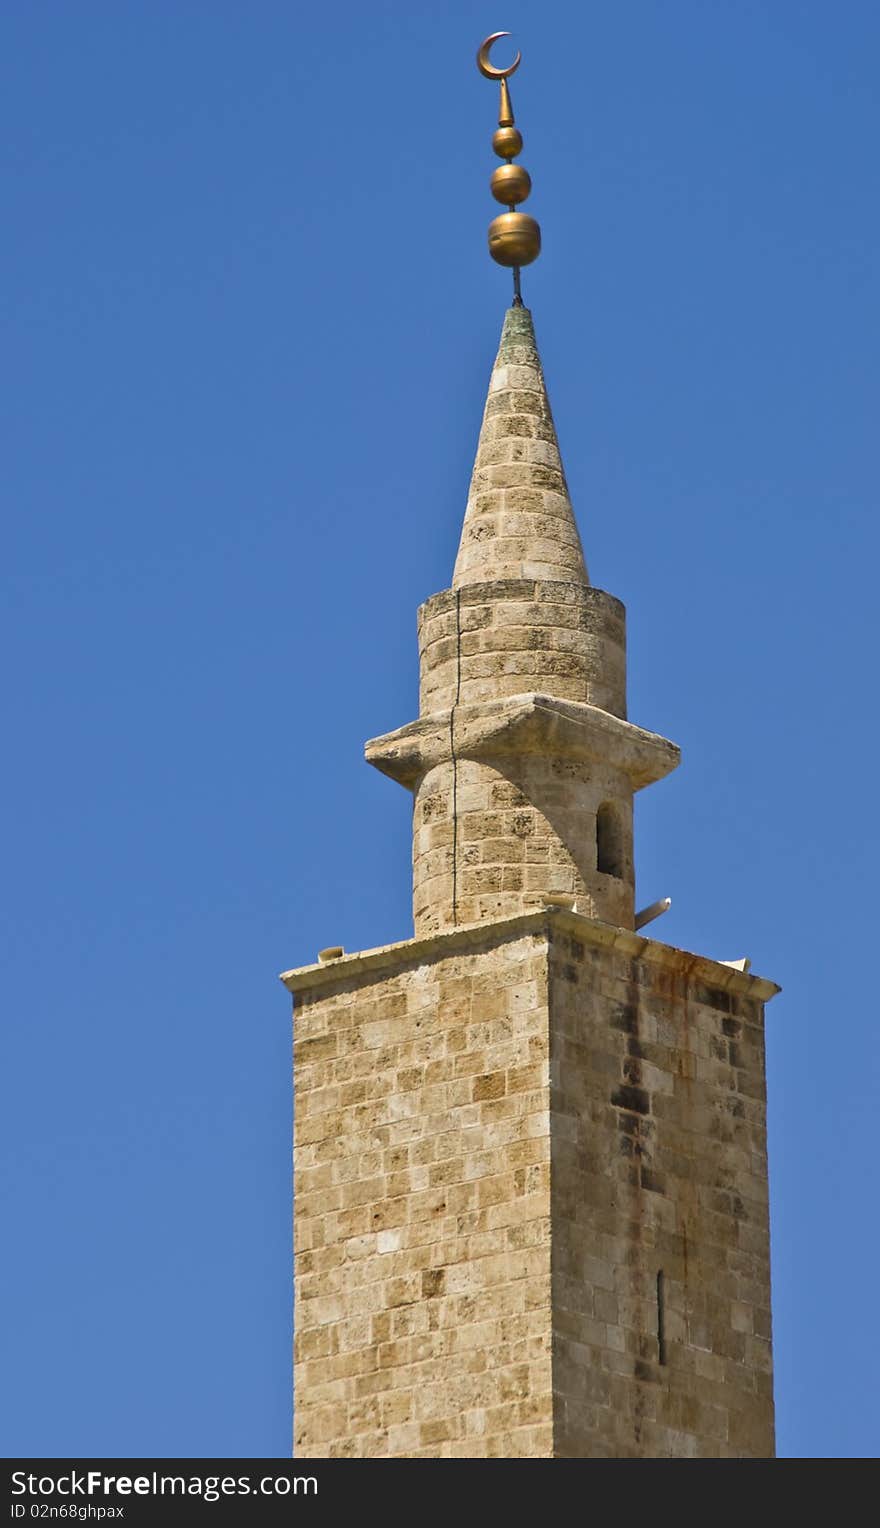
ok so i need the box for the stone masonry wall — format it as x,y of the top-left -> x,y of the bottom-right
292,928 -> 554,1458
289,914 -> 775,1459
412,755 -> 633,937
418,580 -> 626,720
548,925 -> 774,1458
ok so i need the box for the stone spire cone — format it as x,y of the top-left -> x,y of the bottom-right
453,305 -> 589,588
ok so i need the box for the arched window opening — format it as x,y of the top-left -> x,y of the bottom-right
596,802 -> 624,879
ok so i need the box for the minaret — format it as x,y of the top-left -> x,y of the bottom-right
284,36 -> 778,1459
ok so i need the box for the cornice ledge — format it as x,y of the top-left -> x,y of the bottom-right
365,693 -> 680,791
280,906 -> 780,1004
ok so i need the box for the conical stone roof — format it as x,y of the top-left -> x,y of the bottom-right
453,305 -> 589,589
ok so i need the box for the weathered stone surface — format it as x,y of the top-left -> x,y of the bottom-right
285,912 -> 778,1458
452,307 -> 589,589
547,923 -> 775,1458
367,676 -> 678,936
408,751 -> 635,934
418,581 -> 627,719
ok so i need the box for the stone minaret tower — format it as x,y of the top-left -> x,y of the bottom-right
283,38 -> 778,1459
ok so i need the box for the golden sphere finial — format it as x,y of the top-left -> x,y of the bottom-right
491,164 -> 531,206
488,213 -> 541,268
476,33 -> 541,297
493,126 -> 523,161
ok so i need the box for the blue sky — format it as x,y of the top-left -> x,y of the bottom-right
2,2 -> 877,1459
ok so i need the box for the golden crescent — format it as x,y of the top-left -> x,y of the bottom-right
477,32 -> 522,81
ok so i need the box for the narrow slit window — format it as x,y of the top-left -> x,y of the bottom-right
596,802 -> 624,879
656,1269 -> 667,1365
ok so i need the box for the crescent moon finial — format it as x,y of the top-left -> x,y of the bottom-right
477,31 -> 522,81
